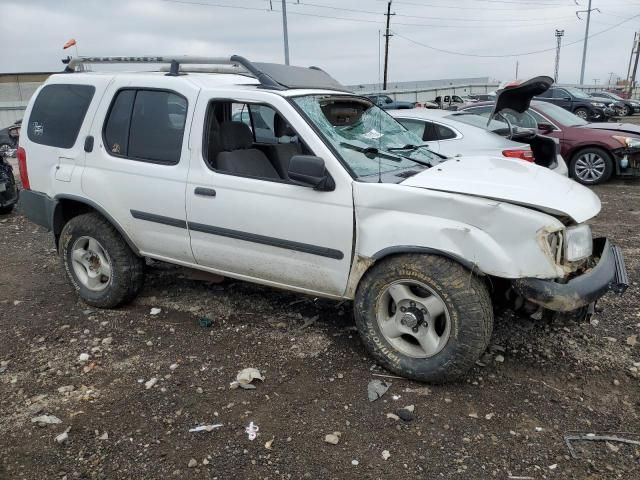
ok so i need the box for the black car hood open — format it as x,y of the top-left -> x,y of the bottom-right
490,76 -> 554,117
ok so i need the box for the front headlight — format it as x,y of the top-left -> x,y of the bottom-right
591,102 -> 606,107
565,225 -> 592,262
612,135 -> 640,148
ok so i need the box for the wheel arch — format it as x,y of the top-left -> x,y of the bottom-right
345,246 -> 484,299
53,194 -> 141,256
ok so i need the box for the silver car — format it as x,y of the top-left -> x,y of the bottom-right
389,108 -> 568,176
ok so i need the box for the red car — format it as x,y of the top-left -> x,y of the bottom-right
460,100 -> 640,185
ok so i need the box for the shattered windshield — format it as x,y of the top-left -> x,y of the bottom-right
292,95 -> 439,178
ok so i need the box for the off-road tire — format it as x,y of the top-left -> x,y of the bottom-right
570,147 -> 614,185
60,213 -> 144,308
355,254 -> 493,383
0,205 -> 14,215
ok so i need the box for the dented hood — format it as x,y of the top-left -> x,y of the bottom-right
402,156 -> 601,223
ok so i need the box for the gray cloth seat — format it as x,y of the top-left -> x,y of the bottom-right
215,122 -> 281,179
265,114 -> 302,180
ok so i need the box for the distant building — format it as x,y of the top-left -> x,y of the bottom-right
348,77 -> 492,94
0,72 -> 53,127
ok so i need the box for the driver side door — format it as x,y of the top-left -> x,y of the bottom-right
186,91 -> 354,297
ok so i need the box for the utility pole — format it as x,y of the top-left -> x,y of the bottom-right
577,0 -> 600,85
626,32 -> 640,96
383,1 -> 394,90
281,0 -> 290,65
515,60 -> 519,79
554,29 -> 564,83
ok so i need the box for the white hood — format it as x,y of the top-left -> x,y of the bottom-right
402,156 -> 600,223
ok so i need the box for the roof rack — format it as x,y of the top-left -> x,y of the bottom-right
61,55 -> 351,92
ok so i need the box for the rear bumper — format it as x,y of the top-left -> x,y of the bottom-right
19,189 -> 56,230
512,238 -> 628,312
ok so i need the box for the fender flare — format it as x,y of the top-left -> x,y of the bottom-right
53,194 -> 141,256
371,246 -> 484,274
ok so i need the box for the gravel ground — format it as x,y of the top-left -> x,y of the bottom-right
0,174 -> 639,480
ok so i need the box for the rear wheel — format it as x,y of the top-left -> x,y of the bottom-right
570,147 -> 614,185
623,104 -> 632,116
355,254 -> 493,383
574,107 -> 589,120
60,213 -> 144,308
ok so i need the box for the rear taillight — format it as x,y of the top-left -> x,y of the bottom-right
502,148 -> 535,163
17,147 -> 30,190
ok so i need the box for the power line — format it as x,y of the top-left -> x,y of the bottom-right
294,1 -> 578,22
374,0 -> 575,10
162,0 -> 578,29
391,13 -> 640,58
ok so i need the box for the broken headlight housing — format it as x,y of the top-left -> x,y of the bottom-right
564,224 -> 592,262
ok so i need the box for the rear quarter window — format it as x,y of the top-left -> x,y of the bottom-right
27,84 -> 95,148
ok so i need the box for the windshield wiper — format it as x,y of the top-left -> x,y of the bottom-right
387,143 -> 430,152
339,142 -> 432,168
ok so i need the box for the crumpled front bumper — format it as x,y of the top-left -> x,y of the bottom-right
512,238 -> 628,312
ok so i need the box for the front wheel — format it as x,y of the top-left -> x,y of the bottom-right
574,107 -> 589,120
60,213 -> 145,308
623,105 -> 632,116
570,147 -> 614,185
355,254 -> 493,383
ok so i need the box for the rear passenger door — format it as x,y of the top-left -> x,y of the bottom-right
82,78 -> 199,263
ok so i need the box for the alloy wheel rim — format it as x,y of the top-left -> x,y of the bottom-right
71,236 -> 112,292
376,280 -> 451,358
574,153 -> 606,182
575,110 -> 588,119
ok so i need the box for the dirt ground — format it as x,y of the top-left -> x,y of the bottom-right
1,173 -> 639,480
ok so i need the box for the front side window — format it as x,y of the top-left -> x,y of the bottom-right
563,87 -> 591,99
103,89 -> 187,164
27,84 -> 95,148
292,95 -> 439,178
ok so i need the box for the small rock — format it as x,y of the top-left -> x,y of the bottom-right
265,438 -> 274,449
98,432 -> 109,440
145,377 -> 158,390
382,450 -> 391,460
549,464 -> 558,470
386,413 -> 400,421
468,412 -> 479,419
485,413 -> 495,420
202,458 -> 210,465
324,433 -> 341,445
57,385 -> 75,394
150,308 -> 162,315
188,458 -> 197,468
78,353 -> 90,363
627,335 -> 637,347
351,460 -> 359,466
31,415 -> 62,425
101,337 -> 113,346
146,341 -> 153,347
236,368 -> 264,389
403,404 -> 415,412
367,379 -> 390,401
613,379 -> 620,386
55,429 -> 70,444
169,363 -> 178,371
396,408 -> 414,422
494,354 -> 505,363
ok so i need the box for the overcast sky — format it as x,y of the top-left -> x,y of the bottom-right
3,0 -> 639,86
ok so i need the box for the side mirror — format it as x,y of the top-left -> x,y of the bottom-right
537,122 -> 554,133
288,155 -> 335,191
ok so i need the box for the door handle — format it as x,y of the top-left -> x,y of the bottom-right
194,187 -> 216,197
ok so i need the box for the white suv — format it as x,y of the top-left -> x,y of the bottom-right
17,56 -> 628,382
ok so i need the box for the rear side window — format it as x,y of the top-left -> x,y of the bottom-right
435,124 -> 457,140
103,89 -> 187,164
27,84 -> 95,148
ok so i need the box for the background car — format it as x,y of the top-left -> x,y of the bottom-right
0,149 -> 18,214
460,100 -> 640,184
390,108 -> 568,175
589,91 -> 640,116
534,86 -> 616,122
366,94 -> 415,110
0,119 -> 21,158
